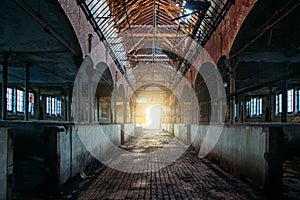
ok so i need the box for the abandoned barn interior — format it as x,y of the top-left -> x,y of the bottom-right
0,0 -> 299,199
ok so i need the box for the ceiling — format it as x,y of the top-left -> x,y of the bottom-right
0,0 -> 82,85
229,0 -> 300,94
80,0 -> 234,78
0,0 -> 114,95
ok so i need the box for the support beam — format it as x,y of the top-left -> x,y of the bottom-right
75,79 -> 81,122
67,84 -> 72,121
1,54 -> 8,120
231,69 -> 300,97
37,87 -> 42,120
123,99 -> 127,123
173,96 -> 177,123
13,0 -> 80,57
113,93 -> 117,123
181,102 -> 184,123
227,59 -> 238,124
266,87 -> 273,122
130,101 -> 133,123
241,97 -> 245,123
64,92 -> 68,121
229,70 -> 235,124
88,83 -> 93,123
97,97 -> 100,122
107,100 -> 111,123
281,80 -> 287,123
134,104 -> 136,124
24,64 -> 30,121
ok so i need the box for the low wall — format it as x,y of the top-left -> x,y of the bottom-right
162,123 -> 173,135
122,124 -> 136,144
0,121 -> 72,157
0,128 -> 13,200
135,126 -> 143,137
0,121 -> 135,195
191,125 -> 267,186
164,123 -> 290,195
45,123 -> 122,186
173,124 -> 191,145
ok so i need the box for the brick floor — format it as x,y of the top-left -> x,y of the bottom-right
77,130 -> 260,200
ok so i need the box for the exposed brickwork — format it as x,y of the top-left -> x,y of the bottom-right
206,0 -> 257,63
58,0 -> 120,85
190,0 -> 257,85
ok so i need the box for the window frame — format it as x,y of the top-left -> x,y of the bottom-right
6,88 -> 14,112
287,89 -> 294,113
46,96 -> 62,116
16,89 -> 25,113
248,97 -> 263,118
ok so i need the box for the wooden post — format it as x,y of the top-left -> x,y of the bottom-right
67,84 -> 72,121
97,97 -> 100,122
123,99 -> 127,123
2,54 -> 8,120
227,59 -> 238,124
24,64 -> 30,121
281,80 -> 287,123
64,91 -> 68,121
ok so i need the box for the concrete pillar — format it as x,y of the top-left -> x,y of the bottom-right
75,78 -> 81,122
24,64 -> 30,121
218,81 -> 223,124
229,67 -> 235,124
266,87 -> 273,122
241,96 -> 246,123
1,55 -> 8,120
191,99 -> 195,124
281,80 -> 287,123
228,59 -> 237,124
123,99 -> 127,123
134,104 -> 136,124
88,83 -> 93,123
113,93 -> 117,123
67,84 -> 72,121
110,94 -> 113,123
96,97 -> 99,122
107,100 -> 111,123
170,96 -> 173,124
269,87 -> 273,122
64,93 -> 68,121
173,97 -> 177,123
37,87 -> 41,120
181,102 -> 184,123
130,101 -> 133,123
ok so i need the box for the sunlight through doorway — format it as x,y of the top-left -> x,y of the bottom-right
145,105 -> 164,129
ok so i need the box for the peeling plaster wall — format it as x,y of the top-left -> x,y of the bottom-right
57,124 -> 121,184
191,125 -> 267,186
173,124 -> 191,145
166,123 -> 269,186
123,123 -> 136,143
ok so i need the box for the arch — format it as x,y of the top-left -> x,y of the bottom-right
203,0 -> 257,62
59,0 -> 120,86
